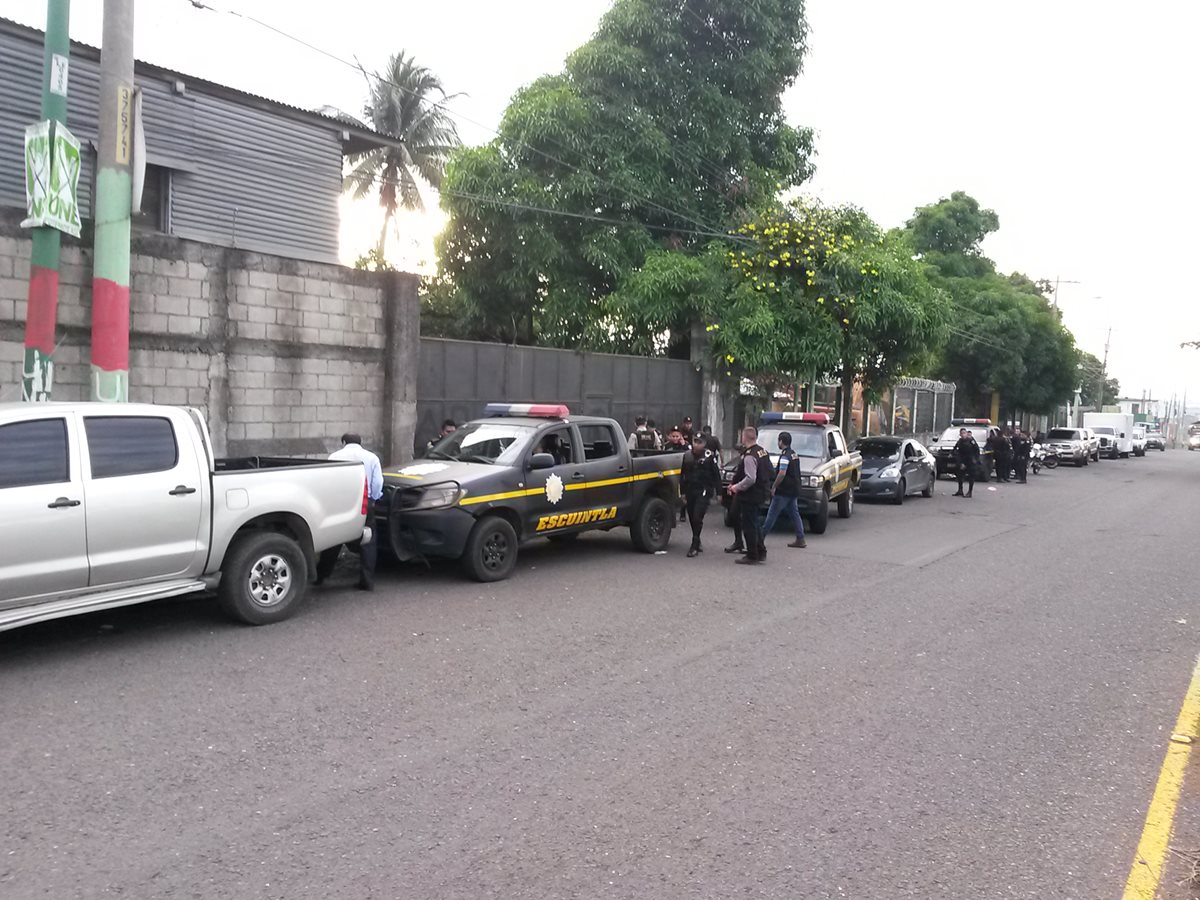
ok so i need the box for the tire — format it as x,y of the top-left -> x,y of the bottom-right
921,478 -> 933,499
462,516 -> 519,582
893,478 -> 906,506
218,531 -> 309,626
809,492 -> 830,535
1044,455 -> 1059,469
631,496 -> 673,553
837,484 -> 854,518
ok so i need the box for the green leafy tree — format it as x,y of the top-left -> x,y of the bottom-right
344,53 -> 460,258
909,193 -> 1079,417
725,201 -> 948,433
435,0 -> 814,346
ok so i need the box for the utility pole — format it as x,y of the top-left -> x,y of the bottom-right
21,0 -> 71,402
90,0 -> 134,402
1095,328 -> 1111,412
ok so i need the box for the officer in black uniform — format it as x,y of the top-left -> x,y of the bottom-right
1011,426 -> 1031,483
728,426 -> 772,564
952,428 -> 980,498
680,433 -> 722,557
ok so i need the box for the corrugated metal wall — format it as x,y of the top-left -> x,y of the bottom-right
417,338 -> 704,453
0,24 -> 342,263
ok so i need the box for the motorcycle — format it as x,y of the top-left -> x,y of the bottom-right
1030,443 -> 1059,474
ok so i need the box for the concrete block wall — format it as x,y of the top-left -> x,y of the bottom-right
0,210 -> 419,463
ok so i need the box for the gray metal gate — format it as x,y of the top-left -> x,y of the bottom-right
416,338 -> 703,452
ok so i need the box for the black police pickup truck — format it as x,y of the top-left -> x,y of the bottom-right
377,404 -> 684,582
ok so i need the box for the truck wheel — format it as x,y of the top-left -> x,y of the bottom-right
809,493 -> 830,535
218,531 -> 309,626
463,516 -> 519,582
837,485 -> 854,518
631,497 -> 673,553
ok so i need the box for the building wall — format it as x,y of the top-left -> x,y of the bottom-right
0,210 -> 419,462
416,337 -> 703,453
0,20 -> 344,264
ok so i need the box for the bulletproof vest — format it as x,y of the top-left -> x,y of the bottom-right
743,445 -> 773,503
635,427 -> 656,450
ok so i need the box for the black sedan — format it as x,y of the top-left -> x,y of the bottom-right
853,437 -> 935,504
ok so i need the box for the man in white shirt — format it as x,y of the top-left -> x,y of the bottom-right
317,433 -> 384,591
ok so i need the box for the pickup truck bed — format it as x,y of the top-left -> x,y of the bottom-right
378,409 -> 682,581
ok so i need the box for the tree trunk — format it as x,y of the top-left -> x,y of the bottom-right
840,368 -> 855,438
377,209 -> 393,259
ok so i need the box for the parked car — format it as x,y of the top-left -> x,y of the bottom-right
854,436 -> 935,504
377,404 -> 682,581
1143,429 -> 1167,451
720,412 -> 862,534
1187,424 -> 1200,451
928,418 -> 1000,480
0,402 -> 369,632
1079,428 -> 1102,462
1045,427 -> 1091,466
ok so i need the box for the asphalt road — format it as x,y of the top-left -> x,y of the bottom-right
3,448 -> 1198,899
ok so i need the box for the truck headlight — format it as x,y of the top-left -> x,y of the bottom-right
410,482 -> 464,510
801,474 -> 821,487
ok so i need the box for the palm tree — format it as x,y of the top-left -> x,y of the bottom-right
344,52 -> 460,258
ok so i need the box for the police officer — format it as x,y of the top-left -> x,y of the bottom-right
727,426 -> 772,564
952,427 -> 980,498
1011,426 -> 1032,483
680,432 -> 722,557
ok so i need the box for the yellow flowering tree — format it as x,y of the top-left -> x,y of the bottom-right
725,200 -> 948,434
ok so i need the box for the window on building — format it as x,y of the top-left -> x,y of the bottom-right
84,417 -> 178,478
132,164 -> 171,234
0,419 -> 70,489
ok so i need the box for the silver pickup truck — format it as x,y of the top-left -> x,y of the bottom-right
0,402 -> 367,631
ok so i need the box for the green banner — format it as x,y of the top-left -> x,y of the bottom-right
22,119 -> 82,238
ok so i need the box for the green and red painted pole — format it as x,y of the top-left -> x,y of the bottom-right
22,0 -> 71,402
89,0 -> 134,402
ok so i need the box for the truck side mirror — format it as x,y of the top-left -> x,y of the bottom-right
529,453 -> 556,470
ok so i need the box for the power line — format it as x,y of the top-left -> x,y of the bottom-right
442,189 -> 743,241
183,0 -> 739,242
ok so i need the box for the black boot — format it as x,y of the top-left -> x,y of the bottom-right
725,542 -> 744,554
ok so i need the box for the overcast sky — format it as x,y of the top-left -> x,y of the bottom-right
5,0 -> 1196,406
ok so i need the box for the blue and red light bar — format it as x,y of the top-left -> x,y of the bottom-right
951,417 -> 992,426
760,412 -> 831,425
484,402 -> 571,418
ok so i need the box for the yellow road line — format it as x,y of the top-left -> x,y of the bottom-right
1123,654 -> 1200,900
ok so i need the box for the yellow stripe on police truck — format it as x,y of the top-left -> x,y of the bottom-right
536,506 -> 618,531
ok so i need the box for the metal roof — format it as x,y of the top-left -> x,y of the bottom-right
0,17 -> 402,155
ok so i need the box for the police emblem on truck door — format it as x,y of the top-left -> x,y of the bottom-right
545,472 -> 565,505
